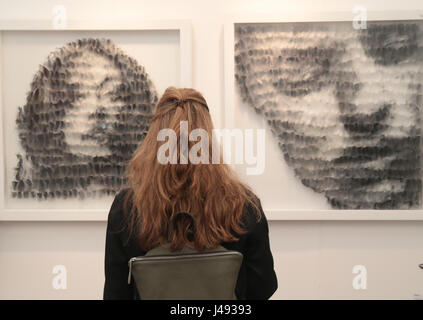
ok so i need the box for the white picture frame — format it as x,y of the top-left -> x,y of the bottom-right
0,19 -> 192,221
224,11 -> 423,220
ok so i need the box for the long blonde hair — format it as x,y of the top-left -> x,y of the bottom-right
122,87 -> 260,251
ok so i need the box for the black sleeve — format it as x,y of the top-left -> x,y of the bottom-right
244,200 -> 278,299
103,190 -> 134,300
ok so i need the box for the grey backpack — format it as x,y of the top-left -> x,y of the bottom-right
127,212 -> 243,300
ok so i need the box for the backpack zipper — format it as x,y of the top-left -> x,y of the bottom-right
127,251 -> 242,284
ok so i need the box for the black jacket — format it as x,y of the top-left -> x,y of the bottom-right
103,188 -> 278,300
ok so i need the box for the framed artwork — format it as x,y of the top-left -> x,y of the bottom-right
0,20 -> 192,221
224,11 -> 423,220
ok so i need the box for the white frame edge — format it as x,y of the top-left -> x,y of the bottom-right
0,19 -> 192,221
223,11 -> 423,220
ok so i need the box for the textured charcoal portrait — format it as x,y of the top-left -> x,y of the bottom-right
235,21 -> 423,209
11,38 -> 158,200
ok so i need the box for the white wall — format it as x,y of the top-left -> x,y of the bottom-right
1,0 -> 423,299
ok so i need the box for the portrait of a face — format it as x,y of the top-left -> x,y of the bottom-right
11,38 -> 158,200
235,21 -> 423,209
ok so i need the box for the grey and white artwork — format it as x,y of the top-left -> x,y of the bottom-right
235,21 -> 423,209
12,38 -> 158,200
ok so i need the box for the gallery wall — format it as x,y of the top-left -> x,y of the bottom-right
0,0 -> 423,299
